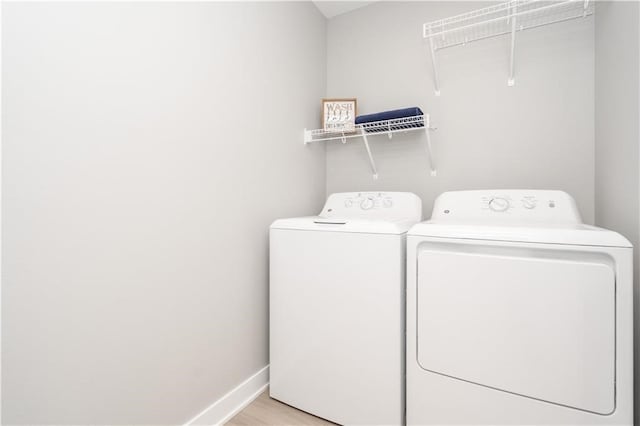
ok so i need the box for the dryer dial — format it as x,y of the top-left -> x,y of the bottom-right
522,198 -> 537,209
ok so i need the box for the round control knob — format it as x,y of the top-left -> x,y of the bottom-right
522,199 -> 537,209
489,197 -> 510,212
360,197 -> 375,210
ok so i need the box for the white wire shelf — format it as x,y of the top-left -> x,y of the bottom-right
305,115 -> 427,143
304,114 -> 437,179
423,0 -> 593,94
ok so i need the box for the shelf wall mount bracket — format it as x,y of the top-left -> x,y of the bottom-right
427,26 -> 441,96
360,130 -> 379,180
425,114 -> 437,176
508,3 -> 517,86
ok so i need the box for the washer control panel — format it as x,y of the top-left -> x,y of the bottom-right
320,192 -> 422,221
344,193 -> 394,210
432,190 -> 582,224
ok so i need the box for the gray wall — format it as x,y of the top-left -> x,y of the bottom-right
1,2 -> 326,424
594,2 -> 640,424
326,1 -> 595,223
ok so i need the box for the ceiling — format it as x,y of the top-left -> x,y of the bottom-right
312,1 -> 377,19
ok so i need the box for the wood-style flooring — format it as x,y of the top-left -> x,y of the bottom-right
225,389 -> 336,426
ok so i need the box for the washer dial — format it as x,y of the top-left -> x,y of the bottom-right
360,196 -> 375,210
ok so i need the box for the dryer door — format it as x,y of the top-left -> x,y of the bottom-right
416,242 -> 615,415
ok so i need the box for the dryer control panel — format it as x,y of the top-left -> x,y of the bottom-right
431,190 -> 582,225
320,192 -> 422,222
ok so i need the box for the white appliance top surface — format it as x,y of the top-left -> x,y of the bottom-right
410,190 -> 631,247
271,192 -> 422,234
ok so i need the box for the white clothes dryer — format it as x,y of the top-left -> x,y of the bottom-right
270,192 -> 422,425
406,190 -> 633,425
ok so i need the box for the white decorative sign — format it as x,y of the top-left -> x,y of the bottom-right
322,98 -> 357,133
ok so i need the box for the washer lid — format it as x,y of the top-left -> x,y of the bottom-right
271,192 -> 422,235
271,216 -> 416,235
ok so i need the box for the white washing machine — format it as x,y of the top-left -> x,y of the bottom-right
407,190 -> 633,425
270,192 -> 422,425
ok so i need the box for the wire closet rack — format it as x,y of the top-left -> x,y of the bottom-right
423,0 -> 593,94
304,114 -> 437,179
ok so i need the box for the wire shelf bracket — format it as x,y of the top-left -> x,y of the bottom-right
423,0 -> 593,94
304,114 -> 437,179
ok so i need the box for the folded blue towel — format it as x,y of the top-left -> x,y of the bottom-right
355,107 -> 424,133
355,107 -> 423,124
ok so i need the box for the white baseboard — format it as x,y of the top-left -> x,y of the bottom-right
185,365 -> 269,426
